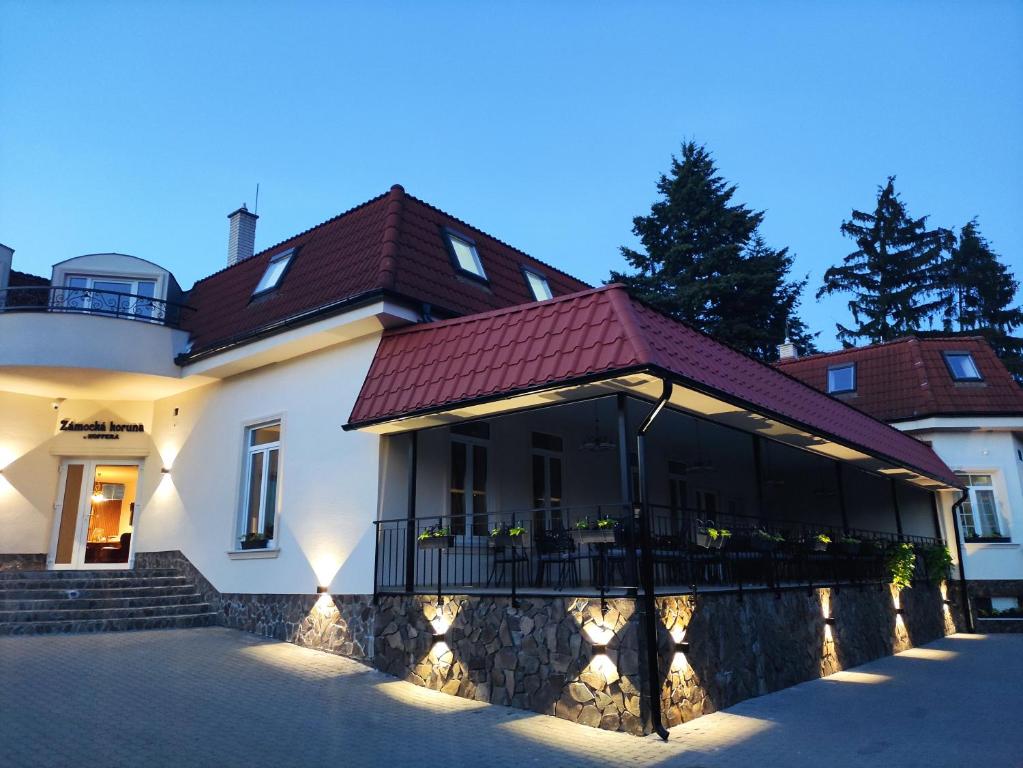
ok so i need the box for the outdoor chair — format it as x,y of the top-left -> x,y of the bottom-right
485,542 -> 529,587
534,531 -> 580,590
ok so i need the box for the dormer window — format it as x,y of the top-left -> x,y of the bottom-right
523,268 -> 553,301
253,248 -> 296,296
827,363 -> 856,394
444,230 -> 487,281
943,351 -> 983,382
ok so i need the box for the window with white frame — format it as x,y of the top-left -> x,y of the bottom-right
64,275 -> 158,318
450,424 -> 489,537
827,363 -> 856,394
253,248 -> 296,295
955,473 -> 1006,540
523,268 -> 553,301
239,421 -> 281,544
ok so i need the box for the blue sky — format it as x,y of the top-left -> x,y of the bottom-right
2,1 -> 1020,349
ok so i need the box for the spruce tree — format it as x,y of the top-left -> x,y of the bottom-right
818,177 -> 953,345
941,219 -> 1023,381
611,141 -> 817,360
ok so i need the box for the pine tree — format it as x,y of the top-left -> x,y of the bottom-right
940,219 -> 1023,381
818,177 -> 953,345
610,141 -> 817,360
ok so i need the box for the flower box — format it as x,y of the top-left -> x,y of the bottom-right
572,529 -> 617,545
695,531 -> 727,550
240,538 -> 269,551
804,540 -> 828,553
489,533 -> 524,548
418,535 -> 455,550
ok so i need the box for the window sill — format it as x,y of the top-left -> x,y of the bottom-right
964,539 -> 1015,547
227,548 -> 281,560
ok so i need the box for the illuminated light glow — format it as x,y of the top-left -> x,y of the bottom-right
91,492 -> 106,503
586,651 -> 618,679
898,647 -> 959,661
581,621 -> 614,646
823,671 -> 893,685
313,592 -> 335,616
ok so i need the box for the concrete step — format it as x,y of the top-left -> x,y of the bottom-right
0,568 -> 181,581
0,602 -> 212,623
0,575 -> 191,591
0,592 -> 205,611
0,584 -> 199,601
0,611 -> 218,636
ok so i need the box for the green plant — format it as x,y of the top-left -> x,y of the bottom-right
839,535 -> 861,545
922,545 -> 953,581
812,533 -> 832,544
490,523 -> 526,537
240,532 -> 270,543
707,527 -> 732,541
886,542 -> 917,589
417,525 -> 451,542
752,528 -> 784,543
595,518 -> 615,530
574,518 -> 590,530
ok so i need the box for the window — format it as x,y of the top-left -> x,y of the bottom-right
450,436 -> 488,537
253,248 -> 296,295
531,432 -> 563,533
943,352 -> 983,382
827,363 -> 856,394
523,268 -> 553,301
955,473 -> 1006,541
239,421 -> 281,544
444,231 -> 487,281
695,489 -> 719,516
64,275 -> 158,319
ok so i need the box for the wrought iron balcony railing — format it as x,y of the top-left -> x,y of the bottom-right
0,285 -> 194,328
373,502 -> 947,599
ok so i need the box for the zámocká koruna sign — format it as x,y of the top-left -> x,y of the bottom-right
59,420 -> 145,440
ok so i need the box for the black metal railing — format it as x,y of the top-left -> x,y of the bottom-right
0,285 -> 194,327
373,502 -> 946,597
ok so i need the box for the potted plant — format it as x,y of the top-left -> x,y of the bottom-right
572,517 -> 618,545
489,523 -> 526,548
750,528 -> 784,552
831,535 -> 861,556
696,524 -> 732,549
239,532 -> 271,551
885,542 -> 917,589
417,524 -> 454,550
804,533 -> 831,553
921,544 -> 953,582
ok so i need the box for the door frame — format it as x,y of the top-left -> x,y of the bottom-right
48,457 -> 143,570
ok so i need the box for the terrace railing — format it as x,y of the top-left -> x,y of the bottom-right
373,502 -> 946,598
0,285 -> 194,328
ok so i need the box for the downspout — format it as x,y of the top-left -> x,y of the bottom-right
948,490 -> 975,633
636,380 -> 672,741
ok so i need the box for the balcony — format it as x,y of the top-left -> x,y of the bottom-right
0,286 -> 200,398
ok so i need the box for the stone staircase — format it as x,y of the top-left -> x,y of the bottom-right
0,568 -> 218,635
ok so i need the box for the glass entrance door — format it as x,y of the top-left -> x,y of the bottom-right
50,460 -> 140,569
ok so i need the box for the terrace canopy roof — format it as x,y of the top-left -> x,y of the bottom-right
345,285 -> 959,490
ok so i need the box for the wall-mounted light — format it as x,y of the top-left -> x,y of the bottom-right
316,585 -> 329,595
160,467 -> 172,475
824,616 -> 837,626
674,640 -> 690,654
894,607 -> 905,616
432,631 -> 448,645
591,644 -> 608,656
942,599 -> 951,606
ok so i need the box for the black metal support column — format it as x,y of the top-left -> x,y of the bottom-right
890,479 -> 904,538
636,380 -> 672,741
616,393 -> 631,507
404,431 -> 418,594
949,492 -> 975,632
929,492 -> 943,541
835,462 -> 850,533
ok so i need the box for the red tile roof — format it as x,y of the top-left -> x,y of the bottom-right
777,336 -> 1023,422
347,285 -> 958,486
180,185 -> 590,357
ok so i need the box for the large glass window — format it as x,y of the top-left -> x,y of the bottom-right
943,352 -> 983,382
956,473 -> 1005,540
450,437 -> 488,537
240,421 -> 281,544
531,433 -> 564,533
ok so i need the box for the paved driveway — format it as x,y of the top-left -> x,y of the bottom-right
0,629 -> 1020,768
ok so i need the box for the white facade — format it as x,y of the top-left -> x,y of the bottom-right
898,416 -> 1023,583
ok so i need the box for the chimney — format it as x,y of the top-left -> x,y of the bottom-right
227,205 -> 258,266
777,340 -> 798,361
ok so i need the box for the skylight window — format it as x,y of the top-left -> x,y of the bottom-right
445,231 -> 487,281
523,268 -> 553,301
253,248 -> 295,295
827,363 -> 856,394
944,352 -> 982,382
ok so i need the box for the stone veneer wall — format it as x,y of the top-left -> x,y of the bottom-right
0,553 -> 46,571
374,582 -> 956,736
967,579 -> 1023,633
134,550 -> 374,661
